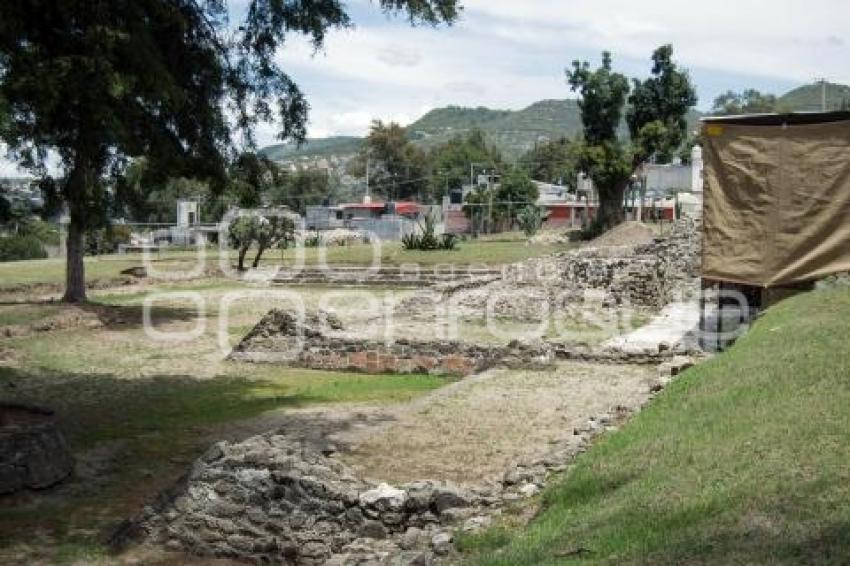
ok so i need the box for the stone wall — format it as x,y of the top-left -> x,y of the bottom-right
551,218 -> 701,308
229,310 -> 554,377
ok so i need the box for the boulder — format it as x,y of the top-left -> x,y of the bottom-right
359,483 -> 407,512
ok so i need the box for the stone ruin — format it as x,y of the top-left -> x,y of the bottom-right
229,310 -> 555,376
557,217 -> 701,308
123,219 -> 704,564
0,403 -> 74,495
127,433 -> 483,564
121,398 -> 659,565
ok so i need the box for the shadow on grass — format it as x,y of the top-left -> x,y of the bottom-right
0,365 -> 318,551
0,365 -> 314,449
0,301 -> 203,333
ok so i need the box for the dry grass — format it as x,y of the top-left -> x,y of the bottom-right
340,362 -> 654,486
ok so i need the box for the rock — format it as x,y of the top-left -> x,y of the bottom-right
432,486 -> 469,513
361,520 -> 388,540
462,516 -> 492,532
399,527 -> 425,550
300,541 -> 331,560
0,403 -> 74,495
431,531 -> 453,555
359,483 -> 407,511
669,355 -> 695,375
409,551 -> 436,566
519,483 -> 540,498
439,507 -> 472,524
502,466 -> 520,486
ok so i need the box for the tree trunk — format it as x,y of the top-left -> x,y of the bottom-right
237,246 -> 250,271
252,244 -> 268,269
62,216 -> 87,302
593,180 -> 628,234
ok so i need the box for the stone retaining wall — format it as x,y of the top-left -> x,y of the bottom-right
229,310 -> 554,377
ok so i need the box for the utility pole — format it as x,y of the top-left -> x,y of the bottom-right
365,157 -> 371,203
816,78 -> 827,111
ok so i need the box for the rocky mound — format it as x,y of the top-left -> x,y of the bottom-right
132,432 -> 488,564
586,221 -> 655,249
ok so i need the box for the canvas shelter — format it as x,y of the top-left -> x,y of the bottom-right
701,111 -> 850,288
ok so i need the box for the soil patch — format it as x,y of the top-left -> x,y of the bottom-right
586,221 -> 655,248
337,361 -> 654,485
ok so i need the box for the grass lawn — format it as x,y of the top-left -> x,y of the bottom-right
0,283 -> 451,563
0,235 -> 572,289
462,285 -> 850,564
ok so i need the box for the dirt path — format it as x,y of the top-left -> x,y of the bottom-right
263,362 -> 656,487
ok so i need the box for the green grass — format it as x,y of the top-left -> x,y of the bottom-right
0,365 -> 449,560
463,286 -> 850,565
0,303 -> 62,326
0,237 -> 572,289
0,282 -> 450,563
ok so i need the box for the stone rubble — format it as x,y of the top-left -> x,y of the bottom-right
229,310 -> 555,376
129,394 -> 669,565
128,219 -> 706,563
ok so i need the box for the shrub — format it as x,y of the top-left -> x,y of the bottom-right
402,212 -> 458,251
0,235 -> 48,262
517,205 -> 543,237
19,219 -> 60,246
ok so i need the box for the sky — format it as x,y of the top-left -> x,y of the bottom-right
3,0 -> 849,176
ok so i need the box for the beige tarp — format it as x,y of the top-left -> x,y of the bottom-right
702,117 -> 850,287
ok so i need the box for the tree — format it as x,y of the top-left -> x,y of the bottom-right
228,212 -> 295,271
517,205 -> 543,237
567,46 -> 696,234
711,89 -> 777,115
251,214 -> 295,269
137,176 -> 215,224
462,186 -> 490,237
521,137 -> 579,188
626,45 -> 698,164
0,0 -> 459,302
268,168 -> 331,215
426,129 -> 502,200
494,167 -> 538,228
228,152 -> 286,209
349,121 -> 428,200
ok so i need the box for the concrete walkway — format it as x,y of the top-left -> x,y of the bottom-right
604,301 -> 701,353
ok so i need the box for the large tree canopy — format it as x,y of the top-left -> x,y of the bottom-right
566,45 -> 696,234
711,89 -> 779,115
426,129 -> 502,200
349,120 -> 428,201
0,0 -> 459,301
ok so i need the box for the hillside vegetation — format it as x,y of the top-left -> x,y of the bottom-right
778,82 -> 850,112
464,285 -> 850,564
259,135 -> 363,162
259,81 -> 850,166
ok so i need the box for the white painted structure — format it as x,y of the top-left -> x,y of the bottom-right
176,199 -> 199,228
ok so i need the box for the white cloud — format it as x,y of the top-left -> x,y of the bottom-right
463,0 -> 850,83
3,0 -> 846,168
264,0 -> 849,142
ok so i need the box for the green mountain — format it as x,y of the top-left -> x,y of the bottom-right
259,136 -> 363,162
778,82 -> 850,112
258,81 -> 850,166
407,99 -> 586,156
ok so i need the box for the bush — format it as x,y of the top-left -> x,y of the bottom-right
0,235 -> 48,262
517,205 -> 543,237
19,219 -> 60,246
402,212 -> 458,251
87,224 -> 132,254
